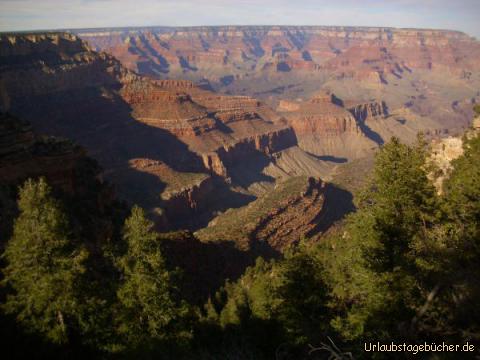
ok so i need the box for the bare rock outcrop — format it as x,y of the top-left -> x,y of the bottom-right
429,114 -> 480,193
0,112 -> 91,194
0,112 -> 121,246
278,93 -> 377,159
348,100 -> 389,122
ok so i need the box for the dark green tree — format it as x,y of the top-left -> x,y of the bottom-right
273,246 -> 331,346
431,131 -> 480,341
1,178 -> 88,344
320,136 -> 440,341
116,205 -> 189,350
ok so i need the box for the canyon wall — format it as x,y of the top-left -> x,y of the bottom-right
278,92 -> 378,159
0,32 -> 314,231
74,25 -> 480,135
0,112 -> 122,246
75,26 -> 480,82
0,112 -> 92,194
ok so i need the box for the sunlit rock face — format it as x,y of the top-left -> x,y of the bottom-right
76,26 -> 480,81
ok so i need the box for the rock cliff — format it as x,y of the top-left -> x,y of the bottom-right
0,112 -> 90,194
76,26 -> 480,81
0,112 -> 124,246
347,100 -> 389,122
278,92 -> 378,159
0,32 -> 321,231
74,25 -> 480,136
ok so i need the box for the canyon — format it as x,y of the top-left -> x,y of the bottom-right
76,26 -> 480,133
0,33 -> 333,237
1,26 -> 480,253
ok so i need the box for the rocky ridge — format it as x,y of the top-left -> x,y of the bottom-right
195,176 -> 327,251
0,112 -> 90,193
0,112 -> 122,247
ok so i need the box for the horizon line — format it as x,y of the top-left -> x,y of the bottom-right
0,24 -> 474,37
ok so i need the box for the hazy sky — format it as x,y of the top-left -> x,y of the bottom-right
1,0 -> 479,38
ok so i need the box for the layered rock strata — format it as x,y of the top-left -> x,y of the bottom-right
196,176 -> 327,251
278,92 -> 377,159
0,33 -> 309,230
75,26 -> 480,81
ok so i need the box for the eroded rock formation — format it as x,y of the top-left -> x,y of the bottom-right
277,92 -> 377,159
0,112 -> 90,194
76,26 -> 480,82
0,32 -> 321,232
347,100 -> 389,122
196,176 -> 327,251
0,112 -> 123,246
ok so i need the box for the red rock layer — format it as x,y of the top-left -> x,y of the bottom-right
76,26 -> 480,82
196,176 -> 327,251
280,93 -> 361,137
0,33 -> 305,230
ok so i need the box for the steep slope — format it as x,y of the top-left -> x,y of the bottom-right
0,112 -> 96,194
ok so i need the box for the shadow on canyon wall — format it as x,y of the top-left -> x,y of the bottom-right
357,120 -> 384,145
6,72 -> 256,229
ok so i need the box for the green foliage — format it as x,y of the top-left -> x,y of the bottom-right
205,248 -> 332,356
473,104 -> 480,116
2,125 -> 480,358
116,205 -> 190,350
442,133 -> 480,249
273,246 -> 331,345
321,136 -> 441,341
215,257 -> 278,327
431,132 -> 480,340
319,132 -> 480,348
1,178 -> 88,344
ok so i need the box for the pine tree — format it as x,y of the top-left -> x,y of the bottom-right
433,131 -> 480,340
443,132 -> 480,253
1,178 -> 88,344
273,246 -> 331,346
321,136 -> 440,341
116,205 -> 188,348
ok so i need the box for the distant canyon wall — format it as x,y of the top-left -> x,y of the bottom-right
75,26 -> 480,83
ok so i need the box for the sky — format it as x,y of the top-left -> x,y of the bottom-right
1,0 -> 479,38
